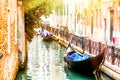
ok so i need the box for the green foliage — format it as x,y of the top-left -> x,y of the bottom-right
52,0 -> 64,15
23,0 -> 64,41
23,0 -> 45,13
23,0 -> 64,13
25,11 -> 36,41
33,0 -> 53,17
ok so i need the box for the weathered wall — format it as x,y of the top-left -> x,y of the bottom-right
0,0 -> 19,80
17,0 -> 26,67
0,0 -> 8,79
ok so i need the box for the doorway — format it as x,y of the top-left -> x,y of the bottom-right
110,10 -> 114,41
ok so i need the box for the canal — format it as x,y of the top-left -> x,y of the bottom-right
15,35 -> 113,80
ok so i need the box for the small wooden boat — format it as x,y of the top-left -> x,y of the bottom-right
40,30 -> 53,42
43,35 -> 53,42
64,43 -> 106,75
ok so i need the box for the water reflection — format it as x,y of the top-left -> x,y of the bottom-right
16,36 -> 113,80
64,67 -> 96,80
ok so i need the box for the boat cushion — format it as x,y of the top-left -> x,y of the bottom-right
83,53 -> 91,59
66,53 -> 90,61
40,30 -> 52,37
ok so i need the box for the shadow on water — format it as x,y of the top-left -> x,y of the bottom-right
42,41 -> 52,49
64,66 -> 96,80
15,36 -> 114,80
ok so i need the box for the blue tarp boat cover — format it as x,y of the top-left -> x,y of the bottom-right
40,30 -> 52,37
66,53 -> 90,61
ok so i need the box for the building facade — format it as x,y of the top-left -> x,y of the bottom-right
0,0 -> 18,79
0,0 -> 25,79
51,0 -> 120,46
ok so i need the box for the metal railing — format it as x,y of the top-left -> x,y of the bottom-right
46,26 -> 120,69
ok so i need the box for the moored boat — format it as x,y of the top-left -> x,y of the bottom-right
43,35 -> 53,42
64,43 -> 106,75
40,30 -> 53,42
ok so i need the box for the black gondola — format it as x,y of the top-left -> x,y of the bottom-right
64,43 -> 106,75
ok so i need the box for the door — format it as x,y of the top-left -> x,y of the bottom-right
110,10 -> 114,41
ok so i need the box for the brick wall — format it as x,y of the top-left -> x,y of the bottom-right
0,0 -> 19,80
0,0 -> 8,79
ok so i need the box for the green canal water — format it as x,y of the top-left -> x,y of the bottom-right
15,36 -> 113,80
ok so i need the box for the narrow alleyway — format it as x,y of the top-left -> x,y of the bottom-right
15,35 -> 113,80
